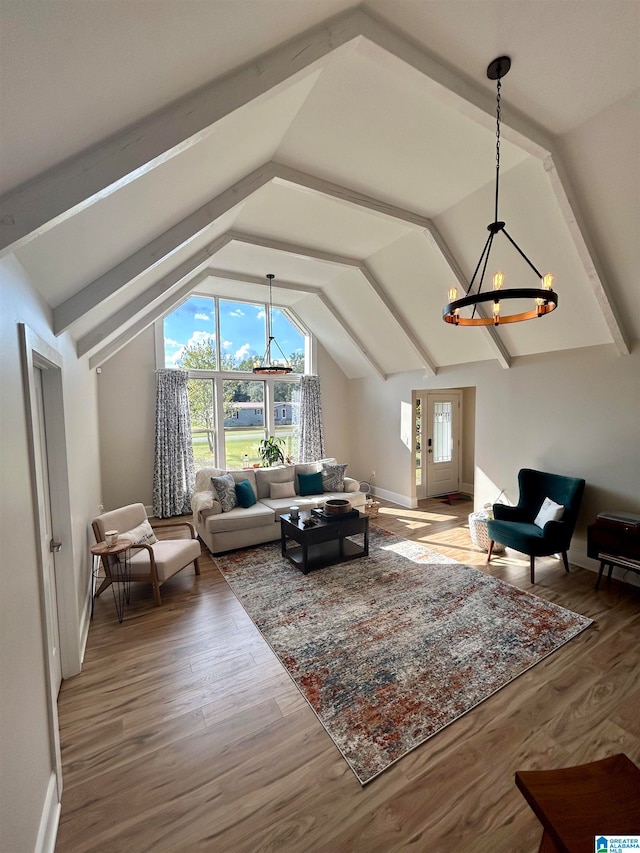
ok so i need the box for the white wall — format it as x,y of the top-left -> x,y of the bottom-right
347,344 -> 640,570
98,330 -> 353,509
0,256 -> 102,852
98,325 -> 157,510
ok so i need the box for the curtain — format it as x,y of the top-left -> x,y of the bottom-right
153,370 -> 195,518
295,374 -> 325,462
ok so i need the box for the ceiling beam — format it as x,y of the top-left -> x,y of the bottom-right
54,164 -> 275,335
76,234 -> 233,357
88,271 -> 212,370
543,154 -> 631,355
0,10 -> 362,253
0,6 -> 556,255
226,231 -> 437,375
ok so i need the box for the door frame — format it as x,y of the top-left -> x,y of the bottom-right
413,389 -> 462,500
19,324 -> 79,798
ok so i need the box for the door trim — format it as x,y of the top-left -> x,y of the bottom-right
19,324 -> 79,799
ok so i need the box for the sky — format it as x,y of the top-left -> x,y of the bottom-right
164,295 -> 304,368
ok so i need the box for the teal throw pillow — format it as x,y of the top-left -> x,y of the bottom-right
298,470 -> 323,496
235,478 -> 257,508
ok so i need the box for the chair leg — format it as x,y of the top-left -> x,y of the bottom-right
487,540 -> 494,563
194,556 -> 201,576
530,555 -> 536,584
152,582 -> 162,606
561,551 -> 570,573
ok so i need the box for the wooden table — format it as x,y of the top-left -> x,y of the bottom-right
280,511 -> 369,575
91,540 -> 132,622
515,754 -> 640,853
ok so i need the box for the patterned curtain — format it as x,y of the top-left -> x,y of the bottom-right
153,370 -> 195,518
294,375 -> 325,462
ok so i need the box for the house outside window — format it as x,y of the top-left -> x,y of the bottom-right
161,294 -> 307,469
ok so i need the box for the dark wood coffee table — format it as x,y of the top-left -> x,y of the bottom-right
280,511 -> 369,574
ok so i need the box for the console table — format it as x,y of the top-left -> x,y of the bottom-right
280,511 -> 369,575
587,510 -> 640,589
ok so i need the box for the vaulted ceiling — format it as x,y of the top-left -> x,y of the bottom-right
1,1 -> 638,378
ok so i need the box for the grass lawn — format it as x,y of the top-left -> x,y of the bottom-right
192,430 -> 294,470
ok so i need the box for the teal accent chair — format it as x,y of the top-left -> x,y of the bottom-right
487,469 -> 586,583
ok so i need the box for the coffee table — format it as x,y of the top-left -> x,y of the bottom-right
280,511 -> 369,574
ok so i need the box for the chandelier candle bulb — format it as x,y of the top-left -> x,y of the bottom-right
442,57 -> 558,327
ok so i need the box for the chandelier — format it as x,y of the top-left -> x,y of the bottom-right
252,274 -> 293,375
443,56 -> 558,326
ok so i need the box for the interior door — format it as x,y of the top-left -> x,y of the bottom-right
426,391 -> 461,497
34,367 -> 62,694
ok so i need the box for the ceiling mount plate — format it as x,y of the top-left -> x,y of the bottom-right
487,56 -> 511,80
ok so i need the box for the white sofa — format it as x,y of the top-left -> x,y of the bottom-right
191,461 -> 366,554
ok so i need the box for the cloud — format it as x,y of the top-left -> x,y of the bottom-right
194,312 -> 210,321
165,346 -> 185,365
256,308 -> 266,320
165,337 -> 181,349
234,343 -> 252,361
187,331 -> 215,347
221,339 -> 232,350
229,308 -> 245,318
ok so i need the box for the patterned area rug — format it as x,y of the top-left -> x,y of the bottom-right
215,526 -> 592,784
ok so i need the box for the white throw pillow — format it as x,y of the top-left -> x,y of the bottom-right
270,480 -> 296,499
534,497 -> 565,528
119,519 -> 157,545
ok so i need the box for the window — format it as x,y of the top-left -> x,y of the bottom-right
161,294 -> 309,469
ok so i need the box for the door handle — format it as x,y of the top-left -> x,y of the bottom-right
49,539 -> 62,553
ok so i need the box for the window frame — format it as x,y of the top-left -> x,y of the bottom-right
156,293 -> 312,469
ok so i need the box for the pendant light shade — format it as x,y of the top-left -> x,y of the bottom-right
252,274 -> 293,375
442,56 -> 558,327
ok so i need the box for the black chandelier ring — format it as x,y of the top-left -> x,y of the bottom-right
443,287 -> 558,326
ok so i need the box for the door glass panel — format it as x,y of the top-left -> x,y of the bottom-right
433,402 -> 453,463
187,379 -> 216,467
415,397 -> 422,486
223,379 -> 265,468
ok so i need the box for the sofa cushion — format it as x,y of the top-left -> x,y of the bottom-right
298,471 -> 324,496
322,462 -> 348,492
235,479 -> 257,508
270,480 -> 296,499
211,473 -> 238,512
261,496 -> 316,519
204,502 -> 275,534
255,465 -> 295,500
129,539 -> 200,582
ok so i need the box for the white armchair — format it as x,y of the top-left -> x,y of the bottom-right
92,503 -> 201,606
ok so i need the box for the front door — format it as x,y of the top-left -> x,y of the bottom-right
425,391 -> 461,497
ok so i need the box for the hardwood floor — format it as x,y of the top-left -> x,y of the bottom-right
56,499 -> 640,852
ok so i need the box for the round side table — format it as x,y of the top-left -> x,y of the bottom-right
91,540 -> 132,622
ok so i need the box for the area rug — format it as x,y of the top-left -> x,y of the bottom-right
215,527 -> 592,784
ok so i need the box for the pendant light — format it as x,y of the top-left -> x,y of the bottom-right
443,56 -> 558,326
252,274 -> 293,375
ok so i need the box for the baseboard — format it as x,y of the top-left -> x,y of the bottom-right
35,772 -> 61,853
371,486 -> 415,509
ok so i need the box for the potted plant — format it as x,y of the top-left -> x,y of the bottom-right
257,436 -> 286,467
